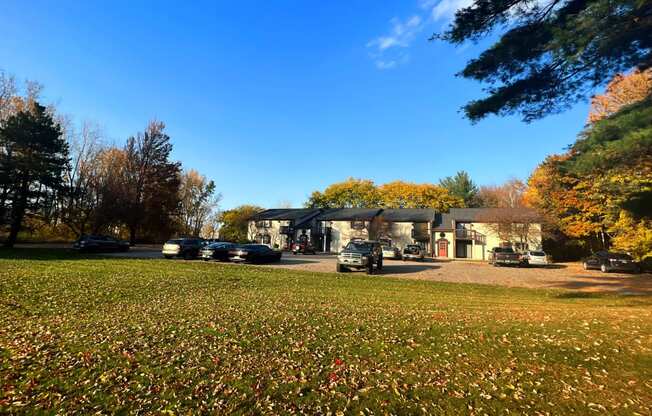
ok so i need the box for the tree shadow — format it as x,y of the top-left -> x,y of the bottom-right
543,273 -> 652,295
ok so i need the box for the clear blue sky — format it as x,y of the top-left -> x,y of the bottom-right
0,0 -> 590,210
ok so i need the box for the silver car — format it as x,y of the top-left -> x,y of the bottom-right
522,250 -> 548,267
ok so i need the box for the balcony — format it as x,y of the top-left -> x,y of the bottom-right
255,220 -> 272,229
411,229 -> 430,242
455,229 -> 486,244
279,226 -> 295,235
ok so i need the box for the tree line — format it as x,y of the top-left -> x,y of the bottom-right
0,69 -> 220,247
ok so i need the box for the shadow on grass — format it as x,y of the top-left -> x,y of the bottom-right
0,247 -> 152,261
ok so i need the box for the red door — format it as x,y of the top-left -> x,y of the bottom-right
438,240 -> 448,257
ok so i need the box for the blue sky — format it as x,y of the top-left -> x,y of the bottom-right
0,0 -> 590,210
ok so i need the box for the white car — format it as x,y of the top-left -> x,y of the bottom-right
522,250 -> 549,267
381,245 -> 401,259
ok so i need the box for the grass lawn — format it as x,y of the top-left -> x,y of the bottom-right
1,249 -> 651,414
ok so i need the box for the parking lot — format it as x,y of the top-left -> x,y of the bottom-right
100,248 -> 652,294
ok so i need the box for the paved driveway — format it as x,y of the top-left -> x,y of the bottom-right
102,248 -> 652,295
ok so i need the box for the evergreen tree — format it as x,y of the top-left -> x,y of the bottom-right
439,171 -> 480,207
437,0 -> 652,122
0,103 -> 68,247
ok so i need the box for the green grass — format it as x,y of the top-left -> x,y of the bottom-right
1,249 -> 651,414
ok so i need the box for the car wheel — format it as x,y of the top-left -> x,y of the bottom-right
600,264 -> 608,273
336,264 -> 346,273
164,255 -> 173,259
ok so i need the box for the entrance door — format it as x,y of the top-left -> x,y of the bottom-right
438,240 -> 448,257
456,242 -> 468,258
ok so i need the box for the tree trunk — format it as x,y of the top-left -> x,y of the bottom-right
129,225 -> 137,246
4,180 -> 28,248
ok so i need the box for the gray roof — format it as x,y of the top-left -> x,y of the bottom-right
380,208 -> 437,222
316,208 -> 383,221
250,208 -> 322,221
448,207 -> 540,222
432,213 -> 455,230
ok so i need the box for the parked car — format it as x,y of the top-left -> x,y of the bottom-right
583,251 -> 640,273
228,244 -> 282,263
402,245 -> 425,261
73,235 -> 129,253
337,240 -> 383,274
521,250 -> 549,267
162,238 -> 204,259
201,242 -> 237,261
292,241 -> 316,255
381,245 -> 401,260
488,247 -> 523,266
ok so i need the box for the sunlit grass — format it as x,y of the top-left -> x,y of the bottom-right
1,249 -> 651,414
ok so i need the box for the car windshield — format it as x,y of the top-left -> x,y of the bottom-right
404,246 -> 420,252
345,242 -> 373,252
609,252 -> 632,260
494,247 -> 514,253
530,251 -> 546,256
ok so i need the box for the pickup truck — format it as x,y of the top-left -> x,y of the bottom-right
337,240 -> 383,274
488,247 -> 523,267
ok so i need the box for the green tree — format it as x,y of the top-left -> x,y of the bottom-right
438,171 -> 480,207
0,103 -> 68,247
218,205 -> 263,243
437,0 -> 652,122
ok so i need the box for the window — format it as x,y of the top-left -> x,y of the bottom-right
256,234 -> 271,245
255,220 -> 271,228
351,220 -> 365,230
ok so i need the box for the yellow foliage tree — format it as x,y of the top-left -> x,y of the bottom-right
378,181 -> 463,211
609,212 -> 652,260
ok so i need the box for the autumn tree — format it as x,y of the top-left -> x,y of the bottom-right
378,181 -> 463,211
58,121 -> 107,236
218,205 -> 263,243
0,103 -> 68,247
478,179 -> 527,208
437,0 -> 652,122
588,69 -> 652,123
121,121 -> 181,244
306,178 -> 381,208
438,171 -> 480,207
526,72 -> 652,256
178,169 -> 220,237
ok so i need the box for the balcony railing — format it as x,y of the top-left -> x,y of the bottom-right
455,229 -> 486,244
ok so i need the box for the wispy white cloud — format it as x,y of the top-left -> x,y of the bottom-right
428,0 -> 474,22
366,15 -> 423,70
367,0 -> 474,70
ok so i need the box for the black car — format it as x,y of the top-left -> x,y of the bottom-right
73,235 -> 130,253
228,244 -> 282,264
583,251 -> 640,273
201,242 -> 237,261
162,238 -> 204,259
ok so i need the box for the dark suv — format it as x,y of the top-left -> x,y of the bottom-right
162,238 -> 204,259
336,240 -> 383,274
73,235 -> 130,253
583,251 -> 640,273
